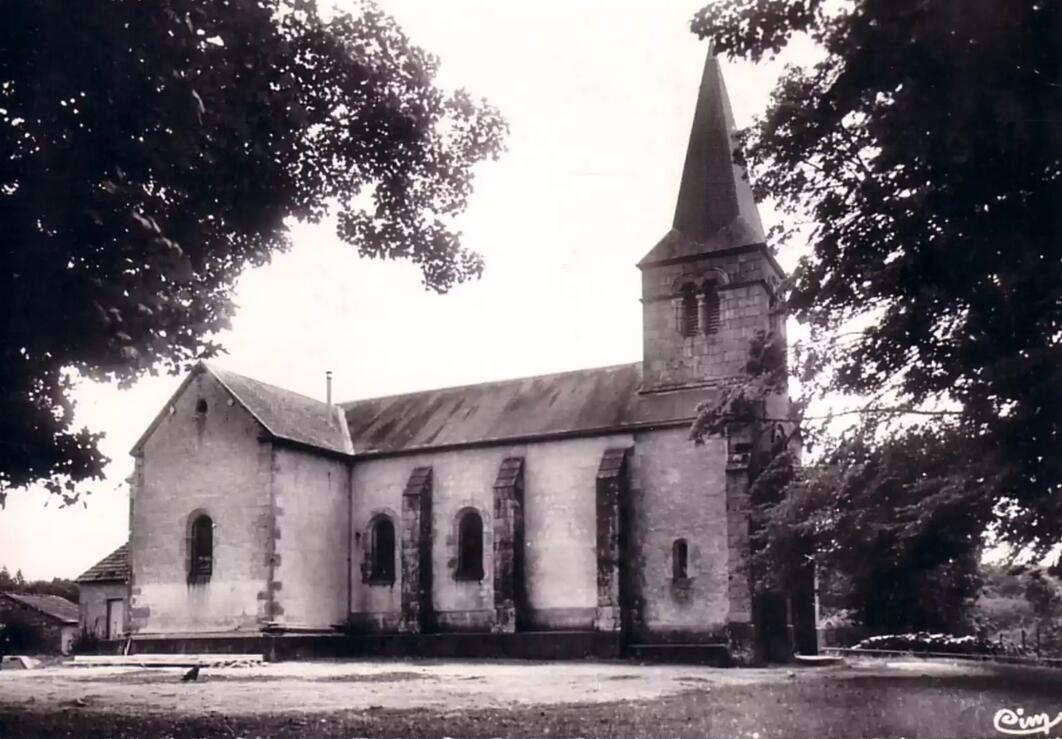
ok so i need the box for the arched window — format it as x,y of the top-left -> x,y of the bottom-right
456,509 -> 484,581
369,516 -> 396,584
672,539 -> 688,581
189,514 -> 213,584
701,280 -> 721,335
680,283 -> 698,337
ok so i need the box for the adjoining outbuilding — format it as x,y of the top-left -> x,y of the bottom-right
75,543 -> 130,642
0,592 -> 79,655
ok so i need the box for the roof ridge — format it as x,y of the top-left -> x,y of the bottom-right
339,361 -> 640,407
76,542 -> 130,583
206,363 -> 352,455
204,362 -> 331,407
2,592 -> 79,623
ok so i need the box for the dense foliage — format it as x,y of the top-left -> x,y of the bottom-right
750,426 -> 987,633
692,0 -> 1062,554
974,564 -> 1062,656
0,0 -> 506,503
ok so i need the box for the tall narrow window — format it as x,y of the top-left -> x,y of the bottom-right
701,280 -> 721,335
672,539 -> 688,581
189,514 -> 213,584
680,283 -> 698,337
369,516 -> 396,584
456,510 -> 484,580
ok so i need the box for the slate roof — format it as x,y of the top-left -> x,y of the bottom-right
76,543 -> 129,584
132,362 -> 353,456
1,593 -> 79,624
640,54 -> 765,267
209,364 -> 353,455
342,363 -> 718,455
126,54 -> 757,461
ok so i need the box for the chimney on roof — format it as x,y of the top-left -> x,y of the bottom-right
326,370 -> 333,408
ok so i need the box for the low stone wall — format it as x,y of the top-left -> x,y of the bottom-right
121,630 -> 745,664
125,631 -> 629,661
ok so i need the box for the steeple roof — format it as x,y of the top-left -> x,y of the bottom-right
639,51 -> 765,267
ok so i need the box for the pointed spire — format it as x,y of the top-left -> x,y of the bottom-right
640,50 -> 765,266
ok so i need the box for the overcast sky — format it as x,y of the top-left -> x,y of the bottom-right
0,1 -> 818,580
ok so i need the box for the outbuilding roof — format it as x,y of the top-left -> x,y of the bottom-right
76,543 -> 129,584
342,363 -> 717,455
0,593 -> 79,625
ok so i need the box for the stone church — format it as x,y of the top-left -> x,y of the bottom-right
122,53 -> 802,662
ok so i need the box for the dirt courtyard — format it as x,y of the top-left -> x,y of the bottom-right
0,658 -> 808,716
1,657 -> 1059,738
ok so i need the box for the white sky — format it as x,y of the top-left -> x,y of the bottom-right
0,1 -> 818,580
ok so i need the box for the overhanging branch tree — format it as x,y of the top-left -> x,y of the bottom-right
691,0 -> 1062,556
0,0 -> 506,504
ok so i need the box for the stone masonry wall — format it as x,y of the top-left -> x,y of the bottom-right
627,427 -> 730,639
641,245 -> 782,390
130,371 -> 273,635
78,582 -> 128,639
520,436 -> 620,629
594,447 -> 629,633
400,466 -> 433,633
270,446 -> 350,630
492,457 -> 525,633
349,434 -> 633,633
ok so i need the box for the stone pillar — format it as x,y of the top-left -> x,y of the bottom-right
725,433 -> 754,655
400,466 -> 433,634
492,457 -> 525,633
595,447 -> 630,633
127,455 -> 144,634
695,292 -> 707,334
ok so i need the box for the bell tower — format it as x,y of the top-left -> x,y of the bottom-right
639,52 -> 785,392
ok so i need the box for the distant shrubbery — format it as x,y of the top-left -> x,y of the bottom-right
0,566 -> 79,602
854,632 -> 1017,656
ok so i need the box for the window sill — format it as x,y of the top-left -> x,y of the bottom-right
454,571 -> 484,582
366,577 -> 395,587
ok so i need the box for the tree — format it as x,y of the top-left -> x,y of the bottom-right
755,427 -> 988,633
691,326 -> 991,634
691,0 -> 1062,554
0,0 -> 506,504
975,564 -> 1062,655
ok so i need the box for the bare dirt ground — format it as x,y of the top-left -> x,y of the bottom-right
0,658 -> 800,715
0,657 -> 1059,738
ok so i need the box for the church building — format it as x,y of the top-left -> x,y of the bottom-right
123,53 -> 797,663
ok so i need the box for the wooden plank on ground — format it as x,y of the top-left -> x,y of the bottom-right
71,654 -> 264,668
